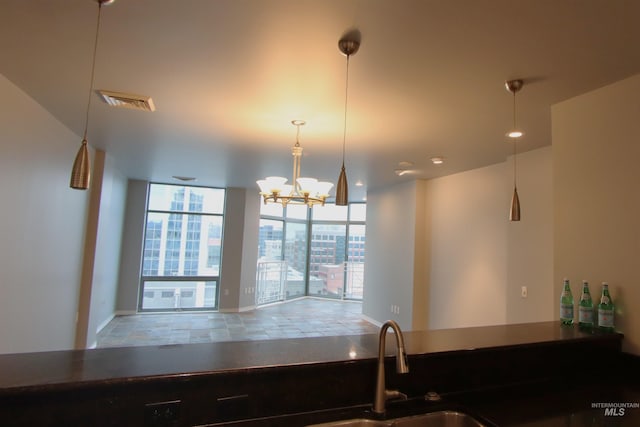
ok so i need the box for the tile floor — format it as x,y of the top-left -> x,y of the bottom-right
96,297 -> 379,348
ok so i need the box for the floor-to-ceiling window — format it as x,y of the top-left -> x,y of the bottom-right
139,183 -> 225,311
257,202 -> 366,304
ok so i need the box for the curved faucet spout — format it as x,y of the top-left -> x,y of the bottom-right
373,320 -> 409,415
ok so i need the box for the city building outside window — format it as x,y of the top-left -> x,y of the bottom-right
256,202 -> 366,305
139,184 -> 225,311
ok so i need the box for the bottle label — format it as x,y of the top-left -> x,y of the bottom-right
601,296 -> 610,304
560,304 -> 573,320
598,309 -> 614,328
579,306 -> 594,323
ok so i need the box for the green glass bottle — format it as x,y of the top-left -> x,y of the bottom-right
598,282 -> 615,331
578,280 -> 594,329
560,278 -> 574,325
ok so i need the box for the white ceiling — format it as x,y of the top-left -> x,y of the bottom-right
1,0 -> 639,201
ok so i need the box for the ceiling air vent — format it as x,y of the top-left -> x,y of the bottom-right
97,90 -> 156,112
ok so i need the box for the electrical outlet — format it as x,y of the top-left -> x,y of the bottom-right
521,286 -> 528,298
144,400 -> 180,426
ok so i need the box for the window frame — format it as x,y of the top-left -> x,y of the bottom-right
258,202 -> 366,301
138,183 -> 225,312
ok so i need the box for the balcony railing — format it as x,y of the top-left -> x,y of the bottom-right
256,261 -> 288,305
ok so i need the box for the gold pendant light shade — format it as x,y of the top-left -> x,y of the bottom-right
335,30 -> 360,206
505,79 -> 524,221
70,139 -> 91,190
335,164 -> 348,206
70,0 -> 112,190
509,187 -> 521,221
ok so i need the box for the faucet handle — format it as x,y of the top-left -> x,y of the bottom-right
425,391 -> 441,401
385,389 -> 408,402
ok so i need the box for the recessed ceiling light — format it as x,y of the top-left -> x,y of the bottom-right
355,180 -> 364,187
430,156 -> 445,165
394,169 -> 410,176
172,176 -> 196,182
397,161 -> 414,168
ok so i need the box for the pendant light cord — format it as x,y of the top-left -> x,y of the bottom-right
513,92 -> 517,188
512,91 -> 517,131
513,132 -> 517,188
341,54 -> 350,166
82,2 -> 103,140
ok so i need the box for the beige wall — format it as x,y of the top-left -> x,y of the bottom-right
364,145 -> 553,332
506,146 -> 554,324
0,74 -> 89,354
425,162 -> 508,329
553,73 -> 640,355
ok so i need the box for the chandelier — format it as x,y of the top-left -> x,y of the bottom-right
257,120 -> 334,207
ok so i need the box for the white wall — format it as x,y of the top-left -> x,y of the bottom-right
238,191 -> 260,310
116,180 -> 147,313
425,162 -> 508,329
0,74 -> 89,354
85,151 -> 127,348
363,180 -> 423,329
218,187 -> 260,312
553,73 -> 640,355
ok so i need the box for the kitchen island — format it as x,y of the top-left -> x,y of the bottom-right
0,322 -> 636,426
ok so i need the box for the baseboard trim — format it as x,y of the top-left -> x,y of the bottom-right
114,310 -> 137,316
218,305 -> 256,313
96,314 -> 116,334
361,314 -> 383,328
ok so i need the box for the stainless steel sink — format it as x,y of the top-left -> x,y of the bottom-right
307,420 -> 389,427
391,411 -> 487,427
307,410 -> 487,427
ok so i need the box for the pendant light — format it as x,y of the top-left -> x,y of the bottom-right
335,31 -> 360,206
70,0 -> 114,190
505,79 -> 524,221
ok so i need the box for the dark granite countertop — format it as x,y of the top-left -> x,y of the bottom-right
0,321 -> 621,394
